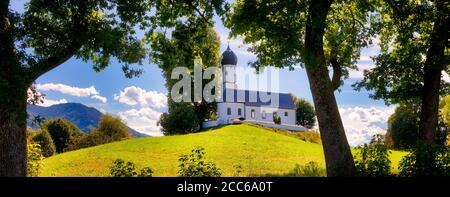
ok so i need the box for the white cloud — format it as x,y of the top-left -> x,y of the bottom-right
114,86 -> 167,110
36,83 -> 107,103
217,31 -> 256,57
38,98 -> 68,107
91,95 -> 107,103
118,107 -> 164,136
348,62 -> 376,79
339,106 -> 395,147
37,83 -> 99,97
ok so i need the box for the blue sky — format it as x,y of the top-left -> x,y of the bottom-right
12,1 -> 394,146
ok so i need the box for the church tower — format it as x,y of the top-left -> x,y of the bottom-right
221,45 -> 237,89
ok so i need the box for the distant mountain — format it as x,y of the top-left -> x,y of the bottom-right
27,103 -> 148,138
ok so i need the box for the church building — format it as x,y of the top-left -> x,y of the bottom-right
212,46 -> 305,131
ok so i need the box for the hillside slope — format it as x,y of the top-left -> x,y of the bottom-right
41,124 -> 406,177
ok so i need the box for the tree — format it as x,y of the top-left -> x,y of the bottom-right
354,0 -> 450,145
96,114 -> 131,142
224,0 -> 378,176
386,104 -> 420,150
0,0 -> 150,176
31,129 -> 56,157
67,114 -> 131,150
386,101 -> 449,149
0,0 -> 228,176
149,22 -> 221,130
158,102 -> 200,135
41,118 -> 84,153
291,94 -> 316,129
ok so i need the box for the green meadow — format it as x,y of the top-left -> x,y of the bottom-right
41,124 -> 407,177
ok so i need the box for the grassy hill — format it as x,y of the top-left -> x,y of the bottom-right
41,124 -> 407,177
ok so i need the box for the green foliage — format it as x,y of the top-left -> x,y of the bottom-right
398,143 -> 450,177
354,143 -> 392,177
97,114 -> 131,141
178,147 -> 221,177
386,102 -> 449,149
441,95 -> 450,127
31,129 -> 56,157
386,104 -> 420,149
273,115 -> 281,125
225,0 -> 376,74
41,118 -> 84,153
158,102 -> 200,135
285,162 -> 326,177
291,95 -> 316,129
149,20 -> 222,130
262,125 -> 322,144
110,159 -> 153,177
66,114 -> 131,151
27,143 -> 44,177
353,0 -> 450,104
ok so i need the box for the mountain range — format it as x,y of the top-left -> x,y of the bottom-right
27,103 -> 148,138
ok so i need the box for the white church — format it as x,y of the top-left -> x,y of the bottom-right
206,46 -> 306,131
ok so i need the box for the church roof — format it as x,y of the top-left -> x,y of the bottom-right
220,88 -> 296,110
221,45 -> 238,65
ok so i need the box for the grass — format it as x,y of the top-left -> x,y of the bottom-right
41,124 -> 407,177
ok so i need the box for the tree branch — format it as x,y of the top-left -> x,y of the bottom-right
27,41 -> 82,81
26,2 -> 88,81
330,57 -> 342,91
185,1 -> 213,26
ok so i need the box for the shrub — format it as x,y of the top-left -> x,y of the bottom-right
27,143 -> 44,177
158,102 -> 200,135
41,118 -> 84,153
398,143 -> 450,177
286,162 -> 326,177
110,159 -> 153,177
354,144 -> 392,177
291,95 -> 316,129
267,126 -> 321,144
178,147 -> 221,177
273,115 -> 281,125
97,114 -> 131,142
66,115 -> 132,151
31,129 -> 56,157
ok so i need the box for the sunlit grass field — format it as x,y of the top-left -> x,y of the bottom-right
41,124 -> 407,177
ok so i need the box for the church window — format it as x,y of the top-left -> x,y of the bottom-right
251,109 -> 255,118
284,112 -> 288,116
238,108 -> 242,116
227,108 -> 231,115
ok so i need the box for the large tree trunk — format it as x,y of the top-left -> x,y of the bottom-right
0,0 -> 29,176
304,0 -> 356,176
418,0 -> 449,145
0,95 -> 28,177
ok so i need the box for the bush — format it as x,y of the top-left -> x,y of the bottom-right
285,162 -> 326,177
41,118 -> 84,153
27,143 -> 44,177
178,147 -> 221,177
354,144 -> 392,177
273,115 -> 281,125
291,95 -> 316,129
110,159 -> 153,177
398,143 -> 450,177
97,114 -> 131,142
158,102 -> 200,135
386,104 -> 420,150
66,114 -> 131,151
31,129 -> 56,157
267,127 -> 321,144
